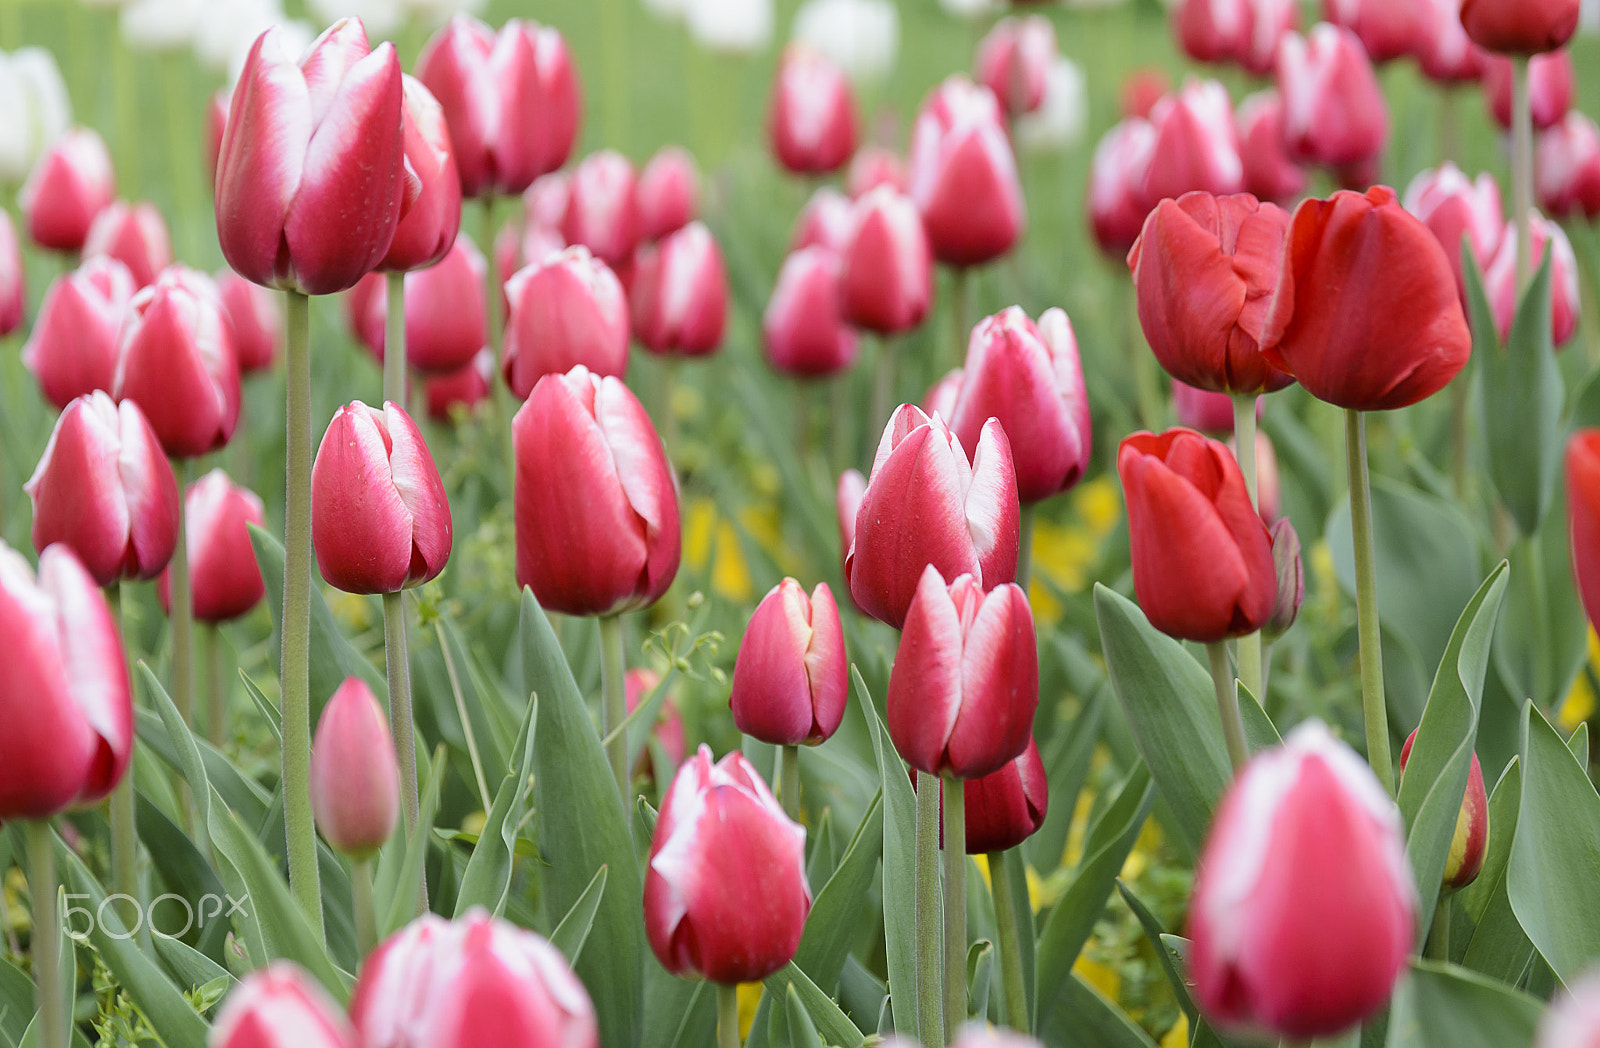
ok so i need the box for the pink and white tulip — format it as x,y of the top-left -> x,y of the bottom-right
909,75 -> 1024,267
730,578 -> 849,747
1485,211 -> 1581,348
763,247 -> 859,378
211,964 -> 359,1048
840,186 -> 933,335
310,677 -> 400,859
22,256 -> 135,409
20,127 -> 114,253
81,200 -> 171,288
630,221 -> 728,357
504,245 -> 630,396
157,470 -> 266,623
769,46 -> 859,176
1276,24 -> 1389,170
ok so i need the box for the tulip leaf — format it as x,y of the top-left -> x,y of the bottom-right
1116,882 -> 1196,1025
453,693 -> 537,919
786,984 -> 828,1048
237,670 -> 284,750
858,666 -> 918,1034
651,976 -> 714,1048
1507,701 -> 1600,982
520,588 -> 645,1048
549,864 -> 608,967
1384,960 -> 1542,1048
0,957 -> 42,1048
137,662 -> 212,835
377,744 -> 445,938
17,1013 -> 96,1048
428,611 -> 515,781
1492,485 -> 1590,712
151,932 -> 234,999
1037,971 -> 1158,1047
1026,647 -> 1107,872
966,939 -> 994,1023
762,962 -> 865,1048
134,793 -> 230,957
134,708 -> 271,826
1571,721 -> 1590,765
1459,758 -> 1534,983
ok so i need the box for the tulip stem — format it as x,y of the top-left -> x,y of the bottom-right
382,591 -> 420,834
779,744 -> 801,822
1346,409 -> 1395,796
1511,57 -> 1534,294
599,614 -> 630,803
987,848 -> 1029,1032
915,771 -> 946,1048
1016,503 -> 1035,590
951,267 -> 971,374
351,857 -> 377,958
106,585 -> 138,903
661,358 -> 681,459
27,821 -> 64,1048
716,982 -> 740,1048
205,625 -> 226,749
170,458 -> 195,730
384,271 -> 406,408
281,288 -> 324,942
941,777 -> 968,1038
1232,395 -> 1263,704
1427,896 -> 1452,962
871,338 -> 897,442
1206,642 -> 1250,773
433,620 -> 492,813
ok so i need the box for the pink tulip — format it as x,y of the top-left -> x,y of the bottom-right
1189,721 -> 1415,1039
909,76 -> 1025,267
513,366 -> 679,617
847,405 -> 1020,629
1538,112 -> 1600,220
1237,91 -> 1306,207
156,470 -> 266,623
627,667 -> 687,771
417,15 -> 580,198
792,185 -> 855,254
1323,0 -> 1431,62
847,146 -> 907,198
630,221 -> 728,357
311,401 -> 452,594
1175,0 -> 1298,74
976,16 -> 1056,117
310,677 -> 400,859
887,566 -> 1037,779
963,738 -> 1048,853
769,46 -> 859,176
637,146 -> 699,242
730,578 -> 849,747
211,964 -> 359,1048
380,75 -> 461,273
836,468 -> 865,575
81,201 -> 172,288
951,1025 -> 1047,1048
215,20 -> 409,295
0,210 -> 20,337
348,237 -> 487,375
20,128 -> 114,253
1485,211 -> 1581,348
1086,118 -> 1157,259
561,150 -> 640,267
924,369 -> 964,420
424,348 -> 493,424
1417,0 -> 1487,82
27,392 -> 180,587
1173,380 -> 1250,434
1142,80 -> 1245,207
0,540 -> 134,820
644,746 -> 811,983
1276,24 -> 1389,170
840,187 -> 933,335
763,247 -> 859,378
1402,163 -> 1504,295
22,256 -> 136,410
1122,69 -> 1170,120
216,270 -> 284,374
504,245 -> 630,396
1459,0 -> 1580,54
1537,971 -> 1600,1048
207,90 -> 229,189
1483,50 -> 1573,131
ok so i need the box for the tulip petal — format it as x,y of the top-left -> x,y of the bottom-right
947,584 -> 1037,779
966,420 -> 1021,588
886,566 -> 965,774
382,403 -> 452,587
802,583 -> 849,742
311,404 -> 414,593
26,394 -> 137,586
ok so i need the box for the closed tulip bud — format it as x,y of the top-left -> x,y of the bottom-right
1538,970 -> 1600,1048
1483,50 -> 1573,130
1086,118 -> 1157,259
962,737 -> 1047,852
730,578 -> 849,746
1537,112 -> 1600,220
1276,25 -> 1389,170
1418,0 -> 1487,82
1142,81 -> 1245,207
514,366 -> 680,616
82,200 -> 172,288
1460,0 -> 1579,53
1485,211 -> 1581,347
1399,728 -> 1488,890
380,75 -> 461,273
27,392 -> 180,586
1261,187 -> 1471,411
424,348 -> 493,423
156,470 -> 266,623
976,16 -> 1056,117
840,186 -> 933,334
1402,163 -> 1504,295
561,150 -> 640,266
1324,0 -> 1431,61
22,256 -> 136,409
1117,428 -> 1276,642
637,146 -> 699,242
1173,380 -> 1253,434
1121,69 -> 1169,120
1190,721 -> 1415,1039
769,46 -> 859,176
20,127 -> 114,252
0,210 -> 20,336
0,47 -> 73,185
1237,91 -> 1307,206
793,185 -> 856,253
627,667 -> 687,772
910,76 -> 1025,267
211,964 -> 359,1048
504,245 -> 629,396
630,221 -> 728,357
1263,516 -> 1304,639
417,16 -> 581,198
351,237 -> 488,375
848,405 -> 1020,629
310,677 -> 399,858
216,270 -> 282,374
847,145 -> 907,198
644,745 -> 811,983
836,467 -> 865,560
763,247 -> 859,378
0,540 -> 134,820
888,567 -> 1037,778
1570,430 -> 1600,634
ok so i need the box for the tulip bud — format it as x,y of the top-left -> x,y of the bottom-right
349,237 -> 488,375
1537,112 -> 1600,220
763,247 -> 860,378
847,146 -> 906,198
1569,429 -> 1600,636
561,150 -> 640,267
627,667 -> 687,776
505,245 -> 630,397
1142,81 -> 1245,207
1484,210 -> 1581,348
793,185 -> 856,254
976,16 -> 1055,117
630,221 -> 728,357
1324,0 -> 1431,62
1189,721 -> 1415,1039
115,265 -> 242,458
310,677 -> 400,859
769,46 -> 859,176
1275,25 -> 1388,170
0,209 -> 20,337
1418,0 -> 1487,82
1236,91 -> 1306,207
82,200 -> 172,288
22,256 -> 136,410
1537,970 -> 1600,1048
0,540 -> 135,820
380,75 -> 461,273
924,368 -> 964,419
312,401 -> 452,595
157,470 -> 266,624
909,75 -> 1025,267
1086,118 -> 1156,260
888,567 -> 1037,778
1460,0 -> 1579,53
637,146 -> 699,242
1117,428 -> 1276,643
1483,50 -> 1573,131
424,348 -> 493,424
840,186 -> 933,335
514,366 -> 680,617
211,964 -> 360,1048
1262,516 -> 1303,640
1173,380 -> 1258,435
848,405 -> 1020,629
1402,163 -> 1505,296
836,468 -> 865,577
730,578 -> 849,746
20,127 -> 114,252
644,746 -> 812,983
1398,728 -> 1488,890
216,270 -> 283,374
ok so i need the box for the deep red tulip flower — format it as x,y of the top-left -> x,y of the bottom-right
948,306 -> 1092,503
847,405 -> 1020,629
763,246 -> 859,378
206,90 -> 229,189
1537,112 -> 1600,220
730,578 -> 848,747
1236,91 -> 1306,207
27,392 -> 180,587
769,46 -> 859,176
217,270 -> 284,374
1460,0 -> 1579,54
22,256 -> 136,410
637,146 -> 699,242
793,185 -> 856,254
0,210 -> 20,337
1418,0 -> 1488,81
837,468 -> 865,573
156,470 -> 266,623
380,75 -> 461,273
840,187 -> 934,334
311,677 -> 400,859
1260,187 -> 1471,411
311,401 -> 451,595
976,16 -> 1056,117
888,567 -> 1037,779
630,221 -> 728,357
504,245 -> 630,396
1485,211 -> 1581,347
1173,380 -> 1254,434
424,349 -> 493,423
961,737 -> 1048,853
1483,51 -> 1573,131
1324,0 -> 1431,62
644,746 -> 812,983
1175,0 -> 1297,74
1117,428 -> 1276,642
847,146 -> 907,198
417,15 -> 580,199
513,366 -> 680,617
1276,25 -> 1388,170
1402,163 -> 1504,295
211,964 -> 360,1048
561,150 -> 640,267
1399,728 -> 1488,890
1189,722 -> 1415,1039
350,237 -> 487,374
1142,81 -> 1245,208
1087,118 -> 1157,260
20,128 -> 114,253
627,667 -> 687,770
1569,429 -> 1600,641
82,200 -> 172,288
909,76 -> 1025,267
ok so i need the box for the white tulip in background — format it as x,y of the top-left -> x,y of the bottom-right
119,0 -> 203,51
403,0 -> 488,28
792,0 -> 898,83
306,0 -> 405,37
1582,0 -> 1598,35
192,0 -> 286,72
1016,57 -> 1089,152
686,0 -> 774,52
0,48 -> 72,185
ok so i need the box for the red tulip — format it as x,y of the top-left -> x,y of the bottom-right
503,245 -> 629,397
1483,51 -> 1573,131
1264,516 -> 1305,638
1276,25 -> 1388,170
348,237 -> 487,375
0,540 -> 134,820
637,146 -> 699,242
1459,0 -> 1579,54
1418,0 -> 1488,82
769,46 -> 859,176
20,128 -> 114,252
1175,0 -> 1297,74
0,210 -> 20,337
380,75 -> 461,273
1537,972 -> 1600,1048
156,470 -> 265,623
1173,380 -> 1256,434
1236,91 -> 1306,207
1142,81 -> 1245,208
962,738 -> 1047,853
215,21 -> 408,295
730,578 -> 848,747
212,964 -> 359,1048
82,200 -> 171,288
424,348 -> 493,423
1401,163 -> 1504,295
847,405 -> 1020,629
216,270 -> 284,374
417,15 -> 580,199
1399,728 -> 1488,890
793,185 -> 856,254
1568,429 -> 1600,636
627,667 -> 687,770
909,76 -> 1025,267
1086,118 -> 1157,260
1117,428 -> 1276,642
1259,186 -> 1471,411
976,16 -> 1056,117
311,677 -> 400,859
847,146 -> 907,198
630,221 -> 728,357
513,366 -> 680,616
22,256 -> 136,410
840,187 -> 933,335
763,247 -> 859,378
561,150 -> 640,267
1323,0 -> 1431,62
644,746 -> 811,983
27,392 -> 180,587
1189,721 -> 1415,1039
888,567 -> 1037,779
1537,112 -> 1600,220
1485,210 -> 1581,348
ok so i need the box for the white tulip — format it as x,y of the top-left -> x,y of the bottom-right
0,48 -> 72,185
685,0 -> 774,52
792,0 -> 898,83
1015,57 -> 1088,152
305,0 -> 406,37
119,0 -> 203,51
192,0 -> 285,72
403,0 -> 488,28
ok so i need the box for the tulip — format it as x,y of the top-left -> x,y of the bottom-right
22,257 -> 136,410
0,46 -> 72,185
1237,91 -> 1306,207
840,186 -> 934,334
1121,69 -> 1169,120
523,170 -> 572,230
962,738 -> 1047,853
215,20 -> 407,296
1485,211 -> 1581,347
1014,58 -> 1090,154
1263,516 -> 1304,639
1175,0 -> 1297,74
1260,187 -> 1471,411
513,366 -> 680,616
380,75 -> 461,273
847,405 -> 1019,628
349,237 -> 488,375
644,745 -> 811,983
769,46 -> 859,176
1188,721 -> 1415,1039
310,677 -> 400,859
637,146 -> 699,242
976,16 -> 1056,117
0,210 -> 20,336
1460,0 -> 1580,53
627,667 -> 687,773
561,150 -> 640,267
424,348 -> 493,423
791,0 -> 900,84
730,578 -> 849,746
20,128 -> 114,253
1117,428 -> 1276,642
951,1027 -> 1046,1048
1483,51 -> 1573,131
1538,971 -> 1600,1048
81,201 -> 172,288
630,221 -> 728,357
1324,0 -> 1431,62
1173,380 -> 1253,434
1569,429 -> 1600,634
909,76 -> 1025,267
1141,81 -> 1245,208
792,185 -> 855,253
416,15 -> 580,198
311,401 -> 451,595
1086,118 -> 1156,259
503,246 -> 629,396
1537,112 -> 1600,219
1402,163 -> 1504,295
216,269 -> 283,374
1276,25 -> 1388,170
847,146 -> 907,198
1418,0 -> 1487,82
763,247 -> 860,378
156,470 -> 266,624
1399,728 -> 1488,890
836,468 -> 865,568
211,964 -> 360,1048
0,540 -> 134,820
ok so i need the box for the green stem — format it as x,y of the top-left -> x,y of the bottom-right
384,270 -> 406,408
281,289 -> 324,940
1511,57 -> 1533,294
986,849 -> 1029,1032
599,614 -> 629,802
942,777 -> 967,1038
433,620 -> 492,812
1206,642 -> 1250,772
1437,86 -> 1459,165
1514,536 -> 1551,705
871,337 -> 896,441
1426,895 -> 1451,962
717,982 -> 740,1048
106,585 -> 137,903
170,458 -> 194,727
351,858 -> 377,958
382,591 -> 419,833
830,372 -> 850,475
27,821 -> 63,1048
1346,409 -> 1395,795
205,624 -> 226,749
779,744 -> 800,823
951,267 -> 971,374
1128,286 -> 1162,430
482,197 -> 515,486
112,36 -> 137,199
915,771 -> 946,1048
1016,503 -> 1035,591
1232,395 -> 1263,704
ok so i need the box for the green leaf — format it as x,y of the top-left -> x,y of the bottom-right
650,977 -> 714,1048
137,662 -> 211,834
1002,841 -> 1037,1031
453,695 -> 537,918
377,746 -> 445,938
805,809 -> 836,889
761,962 -> 865,1048
1037,972 -> 1159,1047
786,983 -> 827,1048
237,670 -> 283,750
549,865 -> 608,967
1385,960 -> 1542,1048
1116,882 -> 1195,1023
134,708 -> 270,826
1026,654 -> 1106,871
1459,758 -> 1532,982
151,934 -> 235,996
966,940 -> 994,1025
858,667 -> 918,1034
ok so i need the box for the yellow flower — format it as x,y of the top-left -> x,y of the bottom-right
737,982 -> 763,1039
1161,1013 -> 1190,1048
1558,627 -> 1600,733
682,498 -> 759,602
1074,956 -> 1120,1001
